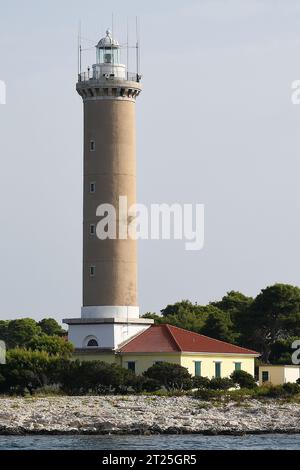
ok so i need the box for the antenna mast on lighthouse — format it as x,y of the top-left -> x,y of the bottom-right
77,21 -> 82,77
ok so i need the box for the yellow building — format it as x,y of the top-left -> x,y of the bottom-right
74,324 -> 259,378
259,365 -> 300,386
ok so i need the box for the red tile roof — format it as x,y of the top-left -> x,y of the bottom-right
119,324 -> 259,355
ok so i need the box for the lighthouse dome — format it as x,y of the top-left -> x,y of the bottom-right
97,29 -> 119,48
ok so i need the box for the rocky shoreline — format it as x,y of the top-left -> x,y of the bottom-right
0,396 -> 299,436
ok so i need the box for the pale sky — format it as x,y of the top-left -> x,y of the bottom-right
0,0 -> 300,322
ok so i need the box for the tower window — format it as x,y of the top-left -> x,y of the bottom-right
83,336 -> 99,348
90,182 -> 96,193
90,140 -> 95,151
87,339 -> 98,347
90,224 -> 95,235
89,265 -> 96,277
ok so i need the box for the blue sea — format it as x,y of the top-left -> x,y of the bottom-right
0,434 -> 299,450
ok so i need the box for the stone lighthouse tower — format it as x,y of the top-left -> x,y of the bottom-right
64,29 -> 153,353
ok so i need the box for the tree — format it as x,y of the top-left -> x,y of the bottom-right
1,349 -> 59,395
7,319 -> 42,349
269,337 -> 300,365
161,300 -> 197,318
28,334 -> 74,357
38,318 -> 66,337
142,313 -> 164,323
144,363 -> 192,391
211,291 -> 253,345
0,321 -> 9,344
201,307 -> 237,343
211,291 -> 253,315
230,370 -> 257,389
159,301 -> 215,334
245,284 -> 300,362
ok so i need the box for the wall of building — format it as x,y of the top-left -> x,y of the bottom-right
259,366 -> 284,386
68,324 -> 114,349
68,323 -> 149,349
119,353 -> 255,377
119,353 -> 181,376
180,354 -> 255,378
284,367 -> 300,383
70,349 -> 255,379
73,352 -> 117,364
259,366 -> 300,386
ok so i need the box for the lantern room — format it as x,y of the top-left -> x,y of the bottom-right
92,29 -> 126,80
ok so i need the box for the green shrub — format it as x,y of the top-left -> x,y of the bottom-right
192,376 -> 211,389
58,361 -> 130,395
282,382 -> 300,396
0,349 -> 60,395
226,388 -> 257,401
128,375 -> 160,393
255,383 -> 300,398
230,370 -> 257,389
208,377 -> 234,390
193,388 -> 220,400
144,363 -> 192,391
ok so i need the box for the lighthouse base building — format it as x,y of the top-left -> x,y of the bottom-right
64,321 -> 258,378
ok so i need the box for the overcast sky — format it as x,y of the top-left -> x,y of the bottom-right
0,0 -> 300,322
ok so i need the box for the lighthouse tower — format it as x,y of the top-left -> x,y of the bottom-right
64,29 -> 153,354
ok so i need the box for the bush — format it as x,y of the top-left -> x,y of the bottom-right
230,370 -> 257,389
58,361 -> 130,395
282,382 -> 300,396
255,383 -> 300,399
193,388 -> 220,400
0,349 -> 60,395
144,363 -> 192,391
208,377 -> 234,390
192,376 -> 211,389
28,335 -> 74,358
128,375 -> 160,393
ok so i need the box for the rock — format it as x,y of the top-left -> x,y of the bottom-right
0,396 -> 299,435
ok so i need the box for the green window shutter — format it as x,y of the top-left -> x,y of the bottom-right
215,362 -> 221,378
235,362 -> 241,371
127,362 -> 136,373
194,361 -> 201,377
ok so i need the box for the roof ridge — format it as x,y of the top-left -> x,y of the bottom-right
117,326 -> 151,351
164,324 -> 182,351
166,324 -> 258,354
